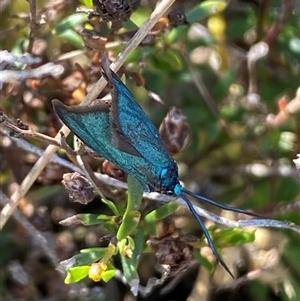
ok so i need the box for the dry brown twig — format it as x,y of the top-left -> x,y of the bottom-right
0,111 -> 61,146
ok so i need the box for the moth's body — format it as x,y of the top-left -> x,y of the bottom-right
53,72 -> 180,194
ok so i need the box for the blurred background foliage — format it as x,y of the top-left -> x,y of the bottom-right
0,0 -> 299,300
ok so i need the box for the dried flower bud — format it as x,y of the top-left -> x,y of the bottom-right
102,160 -> 127,182
159,107 -> 192,155
167,8 -> 188,26
62,172 -> 95,204
93,0 -> 141,22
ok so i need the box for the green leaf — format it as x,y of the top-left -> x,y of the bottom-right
212,228 -> 255,247
116,211 -> 141,241
132,227 -> 145,267
53,13 -> 88,48
145,202 -> 179,222
78,0 -> 93,8
76,213 -> 105,225
127,175 -> 144,211
101,198 -> 119,215
54,14 -> 88,34
74,247 -> 110,266
58,29 -> 84,48
120,254 -> 139,294
101,269 -> 116,282
188,0 -> 227,23
116,176 -> 143,240
65,266 -> 90,283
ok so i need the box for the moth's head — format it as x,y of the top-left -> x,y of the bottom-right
160,166 -> 180,195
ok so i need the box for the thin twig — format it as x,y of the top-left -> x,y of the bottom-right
247,41 -> 269,95
263,0 -> 294,47
73,140 -> 107,199
183,201 -> 300,234
0,112 -> 61,147
1,132 -> 82,173
28,0 -> 37,53
0,50 -> 41,67
1,63 -> 64,86
0,0 -> 176,230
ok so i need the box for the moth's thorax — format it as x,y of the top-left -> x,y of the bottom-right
160,166 -> 180,194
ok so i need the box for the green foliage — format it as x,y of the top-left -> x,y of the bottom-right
211,227 -> 255,247
52,13 -> 88,48
145,202 -> 179,223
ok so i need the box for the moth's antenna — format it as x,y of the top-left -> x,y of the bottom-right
182,188 -> 260,217
180,194 -> 234,279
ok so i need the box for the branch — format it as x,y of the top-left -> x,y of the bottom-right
0,63 -> 64,88
0,112 -> 61,147
0,50 -> 41,69
182,200 -> 300,235
0,132 -> 82,173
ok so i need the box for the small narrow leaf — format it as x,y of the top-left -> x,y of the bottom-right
127,175 -> 143,211
145,202 -> 179,222
120,254 -> 140,296
101,198 -> 119,215
212,228 -> 256,247
117,211 -> 141,241
65,266 -> 90,283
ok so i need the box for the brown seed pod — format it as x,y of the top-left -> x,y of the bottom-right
159,107 -> 192,155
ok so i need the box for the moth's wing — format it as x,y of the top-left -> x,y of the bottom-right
53,99 -> 113,158
103,69 -> 176,171
52,99 -> 159,190
100,58 -> 142,157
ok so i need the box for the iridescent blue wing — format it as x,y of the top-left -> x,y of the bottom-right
52,99 -> 161,191
102,66 -> 177,175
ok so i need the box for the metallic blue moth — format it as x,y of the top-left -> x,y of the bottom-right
53,55 -> 256,278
